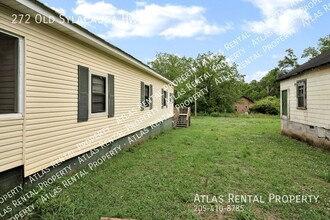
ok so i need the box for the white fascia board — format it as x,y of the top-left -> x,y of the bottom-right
14,0 -> 173,85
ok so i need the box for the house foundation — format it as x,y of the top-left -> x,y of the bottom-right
281,119 -> 330,150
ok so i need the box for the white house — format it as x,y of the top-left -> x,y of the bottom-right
279,50 -> 330,150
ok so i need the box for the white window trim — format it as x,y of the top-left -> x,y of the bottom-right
296,79 -> 307,109
0,30 -> 24,121
88,71 -> 108,118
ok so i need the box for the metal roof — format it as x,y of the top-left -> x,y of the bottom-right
278,49 -> 330,81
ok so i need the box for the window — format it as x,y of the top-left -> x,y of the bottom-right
91,75 -> 106,113
296,79 -> 306,109
235,105 -> 238,112
169,93 -> 174,103
282,90 -> 288,116
162,90 -> 168,108
144,84 -> 150,107
140,82 -> 152,110
0,31 -> 23,115
78,66 -> 114,122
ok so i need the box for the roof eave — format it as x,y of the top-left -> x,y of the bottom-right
279,62 -> 330,81
5,0 -> 173,84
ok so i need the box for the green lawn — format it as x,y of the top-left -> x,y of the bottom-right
29,116 -> 329,219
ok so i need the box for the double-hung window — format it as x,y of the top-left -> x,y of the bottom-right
144,84 -> 150,108
78,66 -> 115,122
162,89 -> 168,108
140,82 -> 152,110
296,79 -> 307,109
0,31 -> 24,117
91,75 -> 106,114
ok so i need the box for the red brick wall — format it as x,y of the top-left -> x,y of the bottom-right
235,97 -> 253,113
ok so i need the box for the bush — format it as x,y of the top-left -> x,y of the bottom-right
249,96 -> 280,115
197,111 -> 210,116
210,112 -> 221,117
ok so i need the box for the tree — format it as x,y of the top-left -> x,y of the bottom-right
249,96 -> 280,115
301,34 -> 330,59
148,53 -> 187,81
148,53 -> 194,105
148,52 -> 244,113
301,47 -> 319,59
193,52 -> 243,113
243,80 -> 268,101
242,49 -> 295,101
278,48 -> 299,73
259,68 -> 283,98
318,35 -> 330,53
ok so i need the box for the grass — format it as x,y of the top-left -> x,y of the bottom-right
22,116 -> 330,219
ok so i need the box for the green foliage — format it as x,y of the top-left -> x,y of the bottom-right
210,112 -> 221,117
148,52 -> 244,113
149,34 -> 330,113
242,49 -> 297,101
301,47 -> 319,59
196,111 -> 209,116
24,117 -> 330,220
249,96 -> 280,115
278,48 -> 299,73
301,34 -> 330,59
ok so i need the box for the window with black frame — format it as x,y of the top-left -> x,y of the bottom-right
162,90 -> 167,107
0,32 -> 19,114
144,84 -> 150,107
92,75 -> 106,113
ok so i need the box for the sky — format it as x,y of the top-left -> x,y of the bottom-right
40,0 -> 330,82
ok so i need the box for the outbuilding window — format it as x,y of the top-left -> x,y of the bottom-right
296,79 -> 306,109
282,90 -> 288,116
0,31 -> 23,116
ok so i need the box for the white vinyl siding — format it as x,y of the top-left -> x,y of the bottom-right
280,65 -> 330,129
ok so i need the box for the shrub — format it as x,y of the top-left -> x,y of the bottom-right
249,96 -> 280,115
198,111 -> 210,116
210,112 -> 221,117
